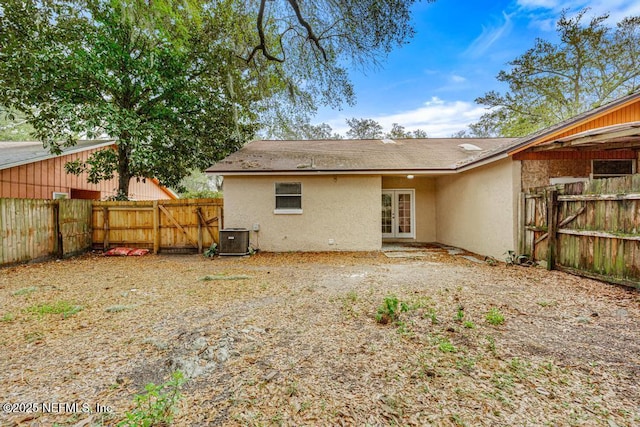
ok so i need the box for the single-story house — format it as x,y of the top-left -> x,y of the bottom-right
207,91 -> 640,259
0,140 -> 176,200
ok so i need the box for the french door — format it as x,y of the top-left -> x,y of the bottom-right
382,189 -> 415,239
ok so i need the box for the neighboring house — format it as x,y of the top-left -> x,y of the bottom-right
208,91 -> 640,259
0,140 -> 176,200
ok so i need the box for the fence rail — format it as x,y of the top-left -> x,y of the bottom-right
521,175 -> 640,288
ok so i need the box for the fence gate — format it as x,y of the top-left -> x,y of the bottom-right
521,176 -> 640,288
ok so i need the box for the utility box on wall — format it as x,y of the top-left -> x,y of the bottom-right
219,228 -> 250,256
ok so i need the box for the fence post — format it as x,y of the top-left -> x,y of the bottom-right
546,189 -> 558,270
53,201 -> 63,258
102,206 -> 109,251
153,200 -> 160,254
518,192 -> 526,255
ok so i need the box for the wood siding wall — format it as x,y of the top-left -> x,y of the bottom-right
521,175 -> 640,288
0,199 -> 92,266
0,147 -> 173,200
92,199 -> 223,253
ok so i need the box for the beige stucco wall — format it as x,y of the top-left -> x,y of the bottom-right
223,175 -> 381,252
382,176 -> 436,242
436,158 -> 521,259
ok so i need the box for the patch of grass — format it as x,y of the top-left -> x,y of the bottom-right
537,300 -> 556,307
13,286 -> 38,296
425,308 -> 439,324
486,307 -> 505,325
1,313 -> 16,322
105,305 -> 136,313
486,335 -> 497,355
454,306 -> 465,322
26,301 -> 83,319
463,320 -> 475,329
199,274 -> 252,281
340,291 -> 359,318
118,371 -> 186,427
436,337 -> 457,353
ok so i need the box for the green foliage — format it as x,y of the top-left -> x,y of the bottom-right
346,118 -> 384,139
26,301 -> 83,319
203,243 -> 218,258
65,149 -> 119,184
118,371 -> 186,427
470,9 -> 640,137
463,320 -> 475,329
375,295 -> 409,324
486,308 -> 505,326
181,190 -> 222,199
1,0 -> 419,194
436,336 -> 457,353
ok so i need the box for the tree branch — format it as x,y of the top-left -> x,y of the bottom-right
285,0 -> 328,62
245,0 -> 285,63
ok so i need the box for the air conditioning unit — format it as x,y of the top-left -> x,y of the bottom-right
219,229 -> 250,255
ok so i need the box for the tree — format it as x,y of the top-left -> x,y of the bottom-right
471,9 -> 640,137
264,117 -> 342,140
0,0 -> 421,197
346,118 -> 385,139
386,123 -> 428,138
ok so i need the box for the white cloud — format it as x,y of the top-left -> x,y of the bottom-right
517,0 -> 640,28
450,75 -> 467,83
323,97 -> 487,138
464,11 -> 515,58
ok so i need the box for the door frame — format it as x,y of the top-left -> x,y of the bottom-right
382,189 -> 416,239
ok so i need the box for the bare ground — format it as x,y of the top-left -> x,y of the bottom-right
0,247 -> 639,426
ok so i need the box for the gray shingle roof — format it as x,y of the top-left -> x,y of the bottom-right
207,138 -> 517,174
0,140 -> 115,170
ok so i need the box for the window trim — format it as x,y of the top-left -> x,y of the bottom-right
274,182 -> 302,214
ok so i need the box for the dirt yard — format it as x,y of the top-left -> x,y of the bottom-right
1,247 -> 639,426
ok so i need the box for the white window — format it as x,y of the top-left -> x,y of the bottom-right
592,160 -> 635,178
274,182 -> 302,214
52,192 -> 69,199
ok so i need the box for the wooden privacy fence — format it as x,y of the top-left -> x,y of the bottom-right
0,198 -> 92,266
92,199 -> 223,253
521,175 -> 640,288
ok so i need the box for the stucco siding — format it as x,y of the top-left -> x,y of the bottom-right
382,176 -> 436,242
436,158 -> 521,259
223,175 -> 381,252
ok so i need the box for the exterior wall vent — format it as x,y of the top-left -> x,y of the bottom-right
219,228 -> 250,255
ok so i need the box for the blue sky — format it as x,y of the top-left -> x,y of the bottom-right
314,0 -> 640,137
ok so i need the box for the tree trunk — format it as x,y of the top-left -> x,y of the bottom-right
116,140 -> 132,199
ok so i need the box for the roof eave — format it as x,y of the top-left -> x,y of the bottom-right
207,168 -> 458,176
507,92 -> 640,156
0,140 -> 116,171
